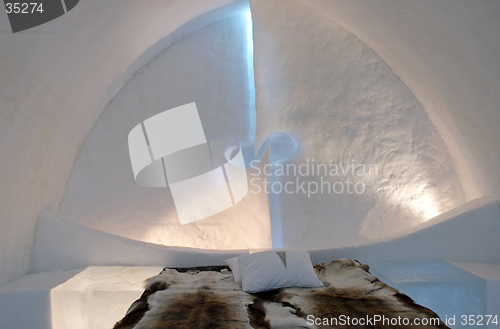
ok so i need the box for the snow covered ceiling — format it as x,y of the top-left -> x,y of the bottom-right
1,0 -> 499,285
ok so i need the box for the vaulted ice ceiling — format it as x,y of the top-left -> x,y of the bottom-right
1,0 -> 499,285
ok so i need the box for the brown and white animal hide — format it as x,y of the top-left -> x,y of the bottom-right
114,269 -> 308,329
113,259 -> 449,329
275,259 -> 449,328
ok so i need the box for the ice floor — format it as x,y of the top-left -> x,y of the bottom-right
0,262 -> 499,329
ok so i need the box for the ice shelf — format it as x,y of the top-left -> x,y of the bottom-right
369,260 -> 500,329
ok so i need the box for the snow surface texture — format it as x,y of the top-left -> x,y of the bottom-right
60,15 -> 273,249
302,0 -> 500,203
250,0 -> 465,247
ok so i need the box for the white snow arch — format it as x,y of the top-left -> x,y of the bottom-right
59,9 -> 275,250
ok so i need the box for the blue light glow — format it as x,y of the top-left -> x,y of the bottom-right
245,8 -> 256,143
242,8 -> 292,248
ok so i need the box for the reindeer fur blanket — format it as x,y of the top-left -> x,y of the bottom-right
113,259 -> 449,329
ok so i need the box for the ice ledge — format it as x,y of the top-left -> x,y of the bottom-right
369,260 -> 500,329
32,196 -> 500,274
0,266 -> 163,329
309,196 -> 500,264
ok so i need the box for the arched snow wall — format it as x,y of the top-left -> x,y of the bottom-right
250,0 -> 465,247
58,14 -> 274,250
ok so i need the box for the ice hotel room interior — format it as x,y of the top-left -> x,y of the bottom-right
0,0 -> 499,328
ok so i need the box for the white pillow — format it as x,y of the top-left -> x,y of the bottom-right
238,250 -> 323,293
225,257 -> 242,282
